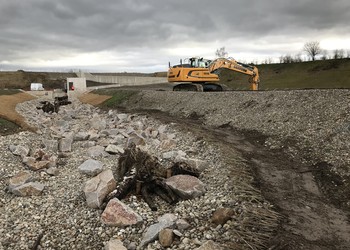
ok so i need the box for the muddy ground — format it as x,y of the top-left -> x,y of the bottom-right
2,88 -> 350,249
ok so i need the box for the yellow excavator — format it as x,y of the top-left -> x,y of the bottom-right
167,57 -> 260,91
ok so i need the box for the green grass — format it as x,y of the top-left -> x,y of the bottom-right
0,118 -> 21,135
94,89 -> 138,108
0,89 -> 21,95
219,58 -> 350,90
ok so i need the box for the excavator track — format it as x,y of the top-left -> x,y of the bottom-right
173,83 -> 224,92
173,83 -> 204,92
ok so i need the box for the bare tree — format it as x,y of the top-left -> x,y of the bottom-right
321,50 -> 328,60
215,47 -> 228,58
294,53 -> 303,62
333,49 -> 344,59
262,57 -> 273,64
303,41 -> 322,61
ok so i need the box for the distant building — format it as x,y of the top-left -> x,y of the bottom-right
66,78 -> 87,96
30,83 -> 44,91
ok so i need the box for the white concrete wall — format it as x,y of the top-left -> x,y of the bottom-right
67,77 -> 87,92
75,72 -> 167,85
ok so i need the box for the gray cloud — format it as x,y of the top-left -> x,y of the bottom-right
0,0 -> 349,71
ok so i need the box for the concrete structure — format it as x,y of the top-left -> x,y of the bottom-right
30,83 -> 44,91
66,77 -> 87,97
76,72 -> 167,86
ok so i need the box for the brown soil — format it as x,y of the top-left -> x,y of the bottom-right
0,92 -> 37,132
78,92 -> 111,106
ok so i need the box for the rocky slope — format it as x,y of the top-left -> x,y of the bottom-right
0,97 -> 276,250
122,89 -> 350,177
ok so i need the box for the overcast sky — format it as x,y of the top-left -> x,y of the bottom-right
1,0 -> 350,72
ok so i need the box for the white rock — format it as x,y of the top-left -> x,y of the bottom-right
101,198 -> 143,226
78,159 -> 104,176
83,169 -> 116,208
104,239 -> 127,250
165,175 -> 206,200
11,182 -> 45,196
105,144 -> 124,154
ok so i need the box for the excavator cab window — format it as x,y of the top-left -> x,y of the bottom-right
190,58 -> 197,68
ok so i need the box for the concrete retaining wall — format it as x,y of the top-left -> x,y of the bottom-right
76,72 -> 167,86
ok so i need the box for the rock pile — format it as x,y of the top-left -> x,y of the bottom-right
0,97 -> 277,249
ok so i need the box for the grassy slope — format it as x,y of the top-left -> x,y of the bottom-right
1,59 -> 349,91
219,58 -> 350,90
0,90 -> 26,135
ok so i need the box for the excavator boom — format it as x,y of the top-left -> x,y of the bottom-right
208,58 -> 260,90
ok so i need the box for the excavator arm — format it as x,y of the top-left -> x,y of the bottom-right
208,58 -> 260,90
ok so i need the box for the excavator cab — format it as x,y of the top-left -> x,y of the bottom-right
168,57 -> 220,91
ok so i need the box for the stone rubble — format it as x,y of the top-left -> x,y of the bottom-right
78,159 -> 104,176
0,96 -> 277,249
125,90 -> 350,177
165,175 -> 206,200
101,198 -> 143,227
83,169 -> 117,208
104,239 -> 127,250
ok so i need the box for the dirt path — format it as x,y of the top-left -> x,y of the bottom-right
236,132 -> 350,250
0,92 -> 36,131
78,92 -> 113,106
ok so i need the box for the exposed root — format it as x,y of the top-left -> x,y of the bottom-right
107,143 -> 200,210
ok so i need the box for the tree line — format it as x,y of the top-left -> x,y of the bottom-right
275,41 -> 350,64
216,43 -> 350,65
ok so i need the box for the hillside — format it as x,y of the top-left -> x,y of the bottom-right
0,71 -> 76,90
1,59 -> 350,90
219,58 -> 350,90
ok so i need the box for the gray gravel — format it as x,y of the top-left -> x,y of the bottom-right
123,89 -> 350,176
0,97 -> 276,249
3,88 -> 347,249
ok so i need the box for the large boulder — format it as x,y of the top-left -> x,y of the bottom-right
175,157 -> 209,172
105,144 -> 124,155
78,159 -> 104,176
126,134 -> 145,147
10,145 -> 30,157
91,114 -> 106,131
140,213 -> 177,247
159,228 -> 174,247
8,171 -> 33,191
176,219 -> 191,230
59,138 -> 73,152
11,182 -> 45,196
211,208 -> 235,226
195,240 -> 222,250
165,175 -> 205,199
74,132 -> 90,141
87,145 -> 108,158
104,239 -> 127,250
83,170 -> 116,208
42,139 -> 58,152
101,198 -> 143,226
